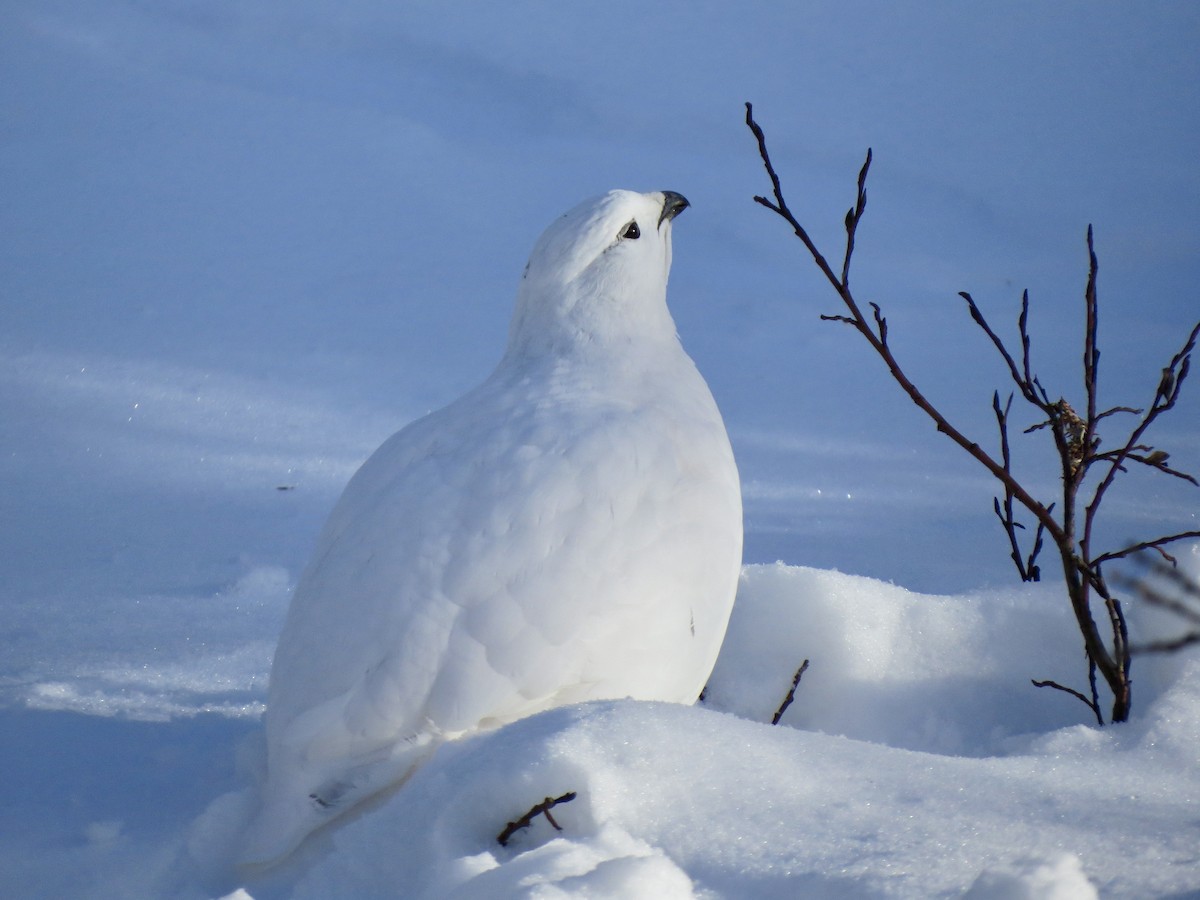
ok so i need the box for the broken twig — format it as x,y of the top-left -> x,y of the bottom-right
497,792 -> 578,847
771,659 -> 811,725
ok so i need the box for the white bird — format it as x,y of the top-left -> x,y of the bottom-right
241,189 -> 742,866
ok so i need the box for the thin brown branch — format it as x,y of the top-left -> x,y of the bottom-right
1087,319 -> 1200,518
1018,291 -> 1040,396
1113,551 -> 1200,654
745,102 -> 1065,550
1095,405 -> 1141,422
1144,553 -> 1200,583
771,659 -> 810,725
1133,589 -> 1200,628
992,391 -> 1043,581
1092,450 -> 1198,485
1132,633 -> 1200,654
1081,225 -> 1101,489
961,292 -> 1044,408
1032,679 -> 1103,725
820,314 -> 859,327
1118,557 -> 1200,627
1103,589 -> 1130,703
497,792 -> 578,847
1087,657 -> 1102,722
746,101 -> 1198,726
746,103 -> 844,293
841,150 -> 871,288
1090,531 -> 1200,568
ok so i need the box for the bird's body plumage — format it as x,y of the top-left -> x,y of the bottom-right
242,190 -> 741,866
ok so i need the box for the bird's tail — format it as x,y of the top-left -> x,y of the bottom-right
238,742 -> 433,869
238,788 -> 332,869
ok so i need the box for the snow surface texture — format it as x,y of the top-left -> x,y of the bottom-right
7,559 -> 1200,897
241,190 -> 743,865
4,1 -> 1200,898
193,555 -> 1200,898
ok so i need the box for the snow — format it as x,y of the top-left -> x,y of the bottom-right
3,2 -> 1200,898
8,561 -> 1200,898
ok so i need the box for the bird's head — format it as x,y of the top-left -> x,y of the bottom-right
506,190 -> 689,358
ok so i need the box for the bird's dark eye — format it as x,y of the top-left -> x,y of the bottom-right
620,220 -> 640,240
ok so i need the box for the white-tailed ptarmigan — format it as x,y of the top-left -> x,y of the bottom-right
241,189 -> 742,866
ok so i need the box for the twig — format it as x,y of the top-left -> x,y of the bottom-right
1090,531 -> 1200,568
1082,225 -> 1102,488
771,659 -> 810,725
1132,633 -> 1200,654
1117,554 -> 1200,653
1032,679 -> 1103,726
991,391 -> 1046,582
962,291 -> 1043,408
745,101 -> 1065,550
497,792 -> 578,847
841,151 -> 871,289
745,100 -> 1200,726
1085,319 -> 1200,522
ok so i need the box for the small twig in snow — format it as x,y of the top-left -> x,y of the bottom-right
772,659 -> 810,725
497,792 -> 578,847
1031,679 -> 1102,726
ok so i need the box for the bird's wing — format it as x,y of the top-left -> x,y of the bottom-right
245,363 -> 740,865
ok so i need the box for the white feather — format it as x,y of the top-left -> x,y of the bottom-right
241,190 -> 742,865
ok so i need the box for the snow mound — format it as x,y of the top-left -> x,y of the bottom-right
175,561 -> 1200,899
965,853 -> 1098,900
705,564 -> 1087,755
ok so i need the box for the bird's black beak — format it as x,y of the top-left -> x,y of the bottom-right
658,191 -> 689,227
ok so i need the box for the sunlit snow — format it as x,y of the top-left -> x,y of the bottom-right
3,2 -> 1199,898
